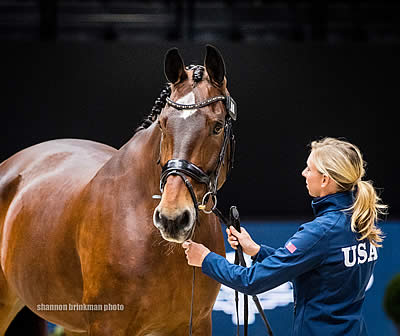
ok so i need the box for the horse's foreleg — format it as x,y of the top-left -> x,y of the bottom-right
0,271 -> 23,335
0,300 -> 24,336
0,301 -> 23,336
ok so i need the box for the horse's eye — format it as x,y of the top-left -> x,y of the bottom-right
213,123 -> 224,135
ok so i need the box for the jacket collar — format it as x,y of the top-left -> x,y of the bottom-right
311,191 -> 354,217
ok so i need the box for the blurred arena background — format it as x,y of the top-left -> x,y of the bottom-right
1,1 -> 399,335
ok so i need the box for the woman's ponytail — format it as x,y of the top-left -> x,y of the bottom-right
311,137 -> 387,247
350,180 -> 387,247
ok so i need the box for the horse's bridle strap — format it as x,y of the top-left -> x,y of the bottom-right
166,95 -> 237,121
163,170 -> 200,221
160,94 -> 236,206
160,159 -> 210,192
166,95 -> 226,110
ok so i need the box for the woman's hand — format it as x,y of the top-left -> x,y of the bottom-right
182,240 -> 211,267
226,226 -> 260,257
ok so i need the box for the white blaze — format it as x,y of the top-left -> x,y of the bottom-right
176,92 -> 197,119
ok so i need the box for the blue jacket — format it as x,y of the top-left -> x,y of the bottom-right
202,191 -> 378,336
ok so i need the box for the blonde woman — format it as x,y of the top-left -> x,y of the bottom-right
183,137 -> 387,336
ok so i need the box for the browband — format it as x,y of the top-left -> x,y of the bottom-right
166,95 -> 237,121
166,96 -> 225,110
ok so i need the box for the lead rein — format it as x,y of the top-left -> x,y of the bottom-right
212,206 -> 274,336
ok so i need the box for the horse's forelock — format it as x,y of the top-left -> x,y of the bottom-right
185,64 -> 204,83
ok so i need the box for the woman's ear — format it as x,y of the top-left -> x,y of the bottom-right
321,174 -> 339,194
321,175 -> 327,187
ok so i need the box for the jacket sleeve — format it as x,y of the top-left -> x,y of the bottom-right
202,220 -> 328,296
251,244 -> 276,264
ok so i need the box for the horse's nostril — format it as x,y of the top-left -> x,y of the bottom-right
153,209 -> 163,228
154,209 -> 192,233
155,211 -> 171,231
179,210 -> 190,227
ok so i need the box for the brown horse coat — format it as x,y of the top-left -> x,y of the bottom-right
0,46 -> 229,335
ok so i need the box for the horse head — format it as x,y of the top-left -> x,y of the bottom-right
153,45 -> 235,243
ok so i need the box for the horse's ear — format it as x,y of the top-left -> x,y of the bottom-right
164,48 -> 187,84
204,45 -> 226,86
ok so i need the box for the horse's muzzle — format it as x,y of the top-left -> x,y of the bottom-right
153,206 -> 195,243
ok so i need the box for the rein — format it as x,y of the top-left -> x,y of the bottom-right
212,206 -> 274,336
156,93 -> 273,336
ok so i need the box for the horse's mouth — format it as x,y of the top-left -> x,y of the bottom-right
157,225 -> 195,243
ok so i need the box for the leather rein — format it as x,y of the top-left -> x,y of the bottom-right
156,93 -> 273,336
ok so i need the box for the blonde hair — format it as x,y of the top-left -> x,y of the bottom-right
311,137 -> 387,247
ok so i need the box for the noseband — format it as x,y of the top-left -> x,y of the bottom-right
159,94 -> 237,218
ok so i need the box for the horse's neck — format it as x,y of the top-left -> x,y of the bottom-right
91,123 -> 162,205
82,125 -> 180,256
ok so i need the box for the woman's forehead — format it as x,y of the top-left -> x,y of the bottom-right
307,152 -> 317,168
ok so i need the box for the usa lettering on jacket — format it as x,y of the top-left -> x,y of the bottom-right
341,242 -> 378,267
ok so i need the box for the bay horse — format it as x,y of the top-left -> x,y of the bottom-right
0,45 -> 235,335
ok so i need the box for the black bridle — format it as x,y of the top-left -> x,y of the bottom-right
159,95 -> 236,220
156,93 -> 273,336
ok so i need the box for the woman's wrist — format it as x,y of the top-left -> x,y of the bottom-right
249,244 -> 261,257
200,250 -> 211,266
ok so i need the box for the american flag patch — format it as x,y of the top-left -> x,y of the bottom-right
285,242 -> 297,254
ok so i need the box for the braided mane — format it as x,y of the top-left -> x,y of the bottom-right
134,65 -> 204,133
134,83 -> 170,133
